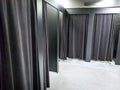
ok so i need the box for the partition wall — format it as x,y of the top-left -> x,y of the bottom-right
43,0 -> 69,73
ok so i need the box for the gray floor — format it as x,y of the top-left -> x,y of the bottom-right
48,59 -> 120,90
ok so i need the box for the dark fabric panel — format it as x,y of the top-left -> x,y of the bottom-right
43,2 -> 50,88
0,0 -> 46,90
114,14 -> 120,64
0,8 -> 4,90
0,0 -> 33,90
68,15 -> 74,58
113,17 -> 119,58
92,15 -> 103,60
46,4 -> 58,72
31,0 -> 44,90
106,15 -> 116,60
113,14 -> 120,58
99,15 -> 113,60
37,0 -> 47,89
64,14 -> 69,59
116,34 -> 120,58
92,14 -> 115,61
68,14 -> 89,60
59,12 -> 69,60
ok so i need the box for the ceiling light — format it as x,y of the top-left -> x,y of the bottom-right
95,0 -> 115,7
55,0 -> 70,8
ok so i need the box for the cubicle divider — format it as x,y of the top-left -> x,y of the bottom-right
46,3 -> 59,72
43,0 -> 69,73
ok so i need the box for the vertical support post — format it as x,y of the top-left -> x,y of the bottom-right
86,13 -> 94,62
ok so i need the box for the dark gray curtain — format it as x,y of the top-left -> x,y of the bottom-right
113,14 -> 120,64
113,14 -> 120,58
59,12 -> 69,60
43,1 -> 50,88
0,11 -> 3,90
68,14 -> 89,60
92,14 -> 116,61
0,0 -> 47,90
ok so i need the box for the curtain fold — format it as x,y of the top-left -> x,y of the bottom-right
59,12 -> 69,60
43,1 -> 50,88
0,9 -> 4,90
106,15 -> 116,60
113,14 -> 120,59
68,14 -> 89,60
0,0 -> 46,90
113,14 -> 120,65
92,14 -> 116,61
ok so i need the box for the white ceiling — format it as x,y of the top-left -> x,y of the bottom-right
68,0 -> 120,8
78,0 -> 102,3
46,0 -> 120,8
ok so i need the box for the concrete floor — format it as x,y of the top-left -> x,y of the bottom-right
47,59 -> 120,90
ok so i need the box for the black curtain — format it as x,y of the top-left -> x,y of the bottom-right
92,14 -> 116,61
113,14 -> 120,64
68,14 -> 89,60
59,12 -> 69,60
113,14 -> 120,58
0,9 -> 3,90
43,1 -> 50,88
0,0 -> 47,90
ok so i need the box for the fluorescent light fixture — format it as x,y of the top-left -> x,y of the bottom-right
55,0 -> 70,8
95,0 -> 115,7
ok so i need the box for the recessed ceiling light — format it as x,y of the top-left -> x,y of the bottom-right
55,0 -> 70,8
